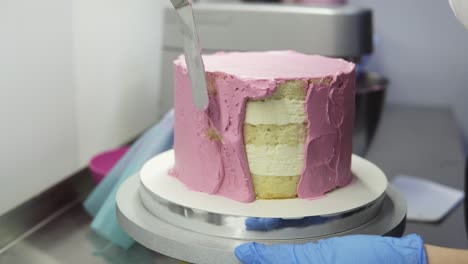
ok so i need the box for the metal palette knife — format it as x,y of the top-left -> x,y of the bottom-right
170,0 -> 209,110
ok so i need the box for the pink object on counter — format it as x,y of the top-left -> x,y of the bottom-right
89,146 -> 130,184
172,51 -> 355,203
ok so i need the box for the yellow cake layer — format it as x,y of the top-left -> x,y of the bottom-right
253,80 -> 306,101
252,174 -> 299,199
245,80 -> 307,199
244,123 -> 306,146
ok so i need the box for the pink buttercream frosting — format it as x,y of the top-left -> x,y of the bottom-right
172,50 -> 355,202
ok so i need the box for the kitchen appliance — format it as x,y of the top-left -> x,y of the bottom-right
158,2 -> 372,114
158,2 -> 380,155
354,72 -> 388,155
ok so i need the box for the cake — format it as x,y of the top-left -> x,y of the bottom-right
172,50 -> 355,203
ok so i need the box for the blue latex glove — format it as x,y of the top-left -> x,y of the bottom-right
83,109 -> 174,248
245,217 -> 329,231
235,234 -> 427,264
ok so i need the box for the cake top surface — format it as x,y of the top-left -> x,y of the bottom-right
174,50 -> 354,80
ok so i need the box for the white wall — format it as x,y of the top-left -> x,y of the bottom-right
0,0 -> 77,215
0,0 -> 163,215
73,0 -> 163,165
350,0 -> 468,145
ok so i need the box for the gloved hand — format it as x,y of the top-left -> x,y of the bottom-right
235,234 -> 427,264
245,217 -> 328,231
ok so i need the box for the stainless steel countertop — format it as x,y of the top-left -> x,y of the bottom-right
1,105 -> 466,264
366,105 -> 467,248
0,203 -> 180,264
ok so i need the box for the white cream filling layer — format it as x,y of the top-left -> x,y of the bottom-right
245,144 -> 304,176
245,98 -> 305,125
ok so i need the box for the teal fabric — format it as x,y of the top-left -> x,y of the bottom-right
84,109 -> 174,248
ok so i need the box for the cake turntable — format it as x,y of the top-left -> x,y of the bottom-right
116,150 -> 407,264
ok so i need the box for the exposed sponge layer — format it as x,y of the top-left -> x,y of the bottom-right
244,123 -> 306,146
268,80 -> 306,101
245,80 -> 307,199
252,174 -> 299,199
245,98 -> 305,126
245,144 -> 304,176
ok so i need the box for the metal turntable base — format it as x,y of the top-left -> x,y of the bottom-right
117,174 -> 407,264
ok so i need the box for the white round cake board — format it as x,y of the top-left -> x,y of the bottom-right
140,149 -> 388,219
